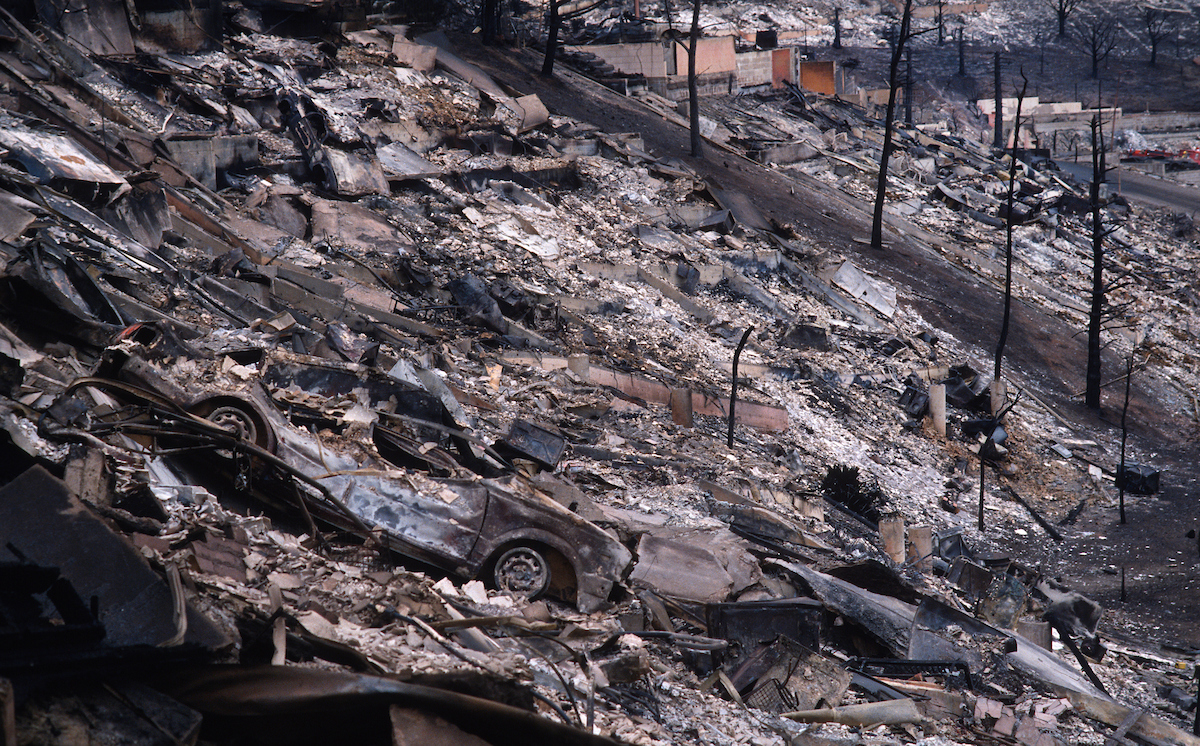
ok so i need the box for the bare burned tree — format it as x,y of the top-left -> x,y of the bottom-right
833,6 -> 842,49
995,72 -> 1029,385
1117,338 -> 1145,524
688,0 -> 701,156
541,0 -> 604,76
957,25 -> 966,76
1047,0 -> 1086,37
1144,7 -> 1173,66
937,0 -> 946,45
481,0 -> 502,44
1085,112 -> 1116,409
870,0 -> 914,250
542,0 -> 564,75
1074,14 -> 1119,78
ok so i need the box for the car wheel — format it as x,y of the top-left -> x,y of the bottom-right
205,404 -> 260,444
189,397 -> 273,452
492,546 -> 551,599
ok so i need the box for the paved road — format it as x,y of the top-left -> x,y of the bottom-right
1056,160 -> 1200,212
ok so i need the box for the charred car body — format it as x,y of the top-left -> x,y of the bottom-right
56,323 -> 630,612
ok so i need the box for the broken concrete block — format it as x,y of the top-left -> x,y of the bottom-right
629,527 -> 761,604
393,40 -> 437,71
310,199 -> 414,255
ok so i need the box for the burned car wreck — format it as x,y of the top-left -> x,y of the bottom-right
50,324 -> 632,612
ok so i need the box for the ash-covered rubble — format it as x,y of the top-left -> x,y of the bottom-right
0,3 -> 1198,746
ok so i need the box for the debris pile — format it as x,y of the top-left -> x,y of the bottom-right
0,3 -> 1198,746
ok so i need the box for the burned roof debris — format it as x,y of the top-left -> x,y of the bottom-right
0,1 -> 1199,745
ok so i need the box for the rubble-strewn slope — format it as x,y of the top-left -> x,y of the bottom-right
0,4 -> 1198,746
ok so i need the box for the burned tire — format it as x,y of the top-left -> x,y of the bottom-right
205,405 -> 259,443
492,546 -> 551,599
188,396 -> 274,453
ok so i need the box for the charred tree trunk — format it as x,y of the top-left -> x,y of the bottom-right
482,0 -> 502,44
688,0 -> 702,157
833,7 -> 842,49
995,75 -> 1028,384
1085,114 -> 1105,409
958,27 -> 966,76
541,0 -> 562,76
1118,346 -> 1136,523
1145,8 -> 1170,68
870,0 -> 912,250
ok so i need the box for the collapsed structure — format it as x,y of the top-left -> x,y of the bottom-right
0,1 -> 1199,745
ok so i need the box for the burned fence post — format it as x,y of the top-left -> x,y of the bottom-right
929,383 -> 946,436
670,387 -> 694,428
1017,619 -> 1052,650
991,379 -> 1007,420
879,514 -> 906,564
727,326 -> 753,448
1085,113 -> 1108,409
907,524 -> 933,571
